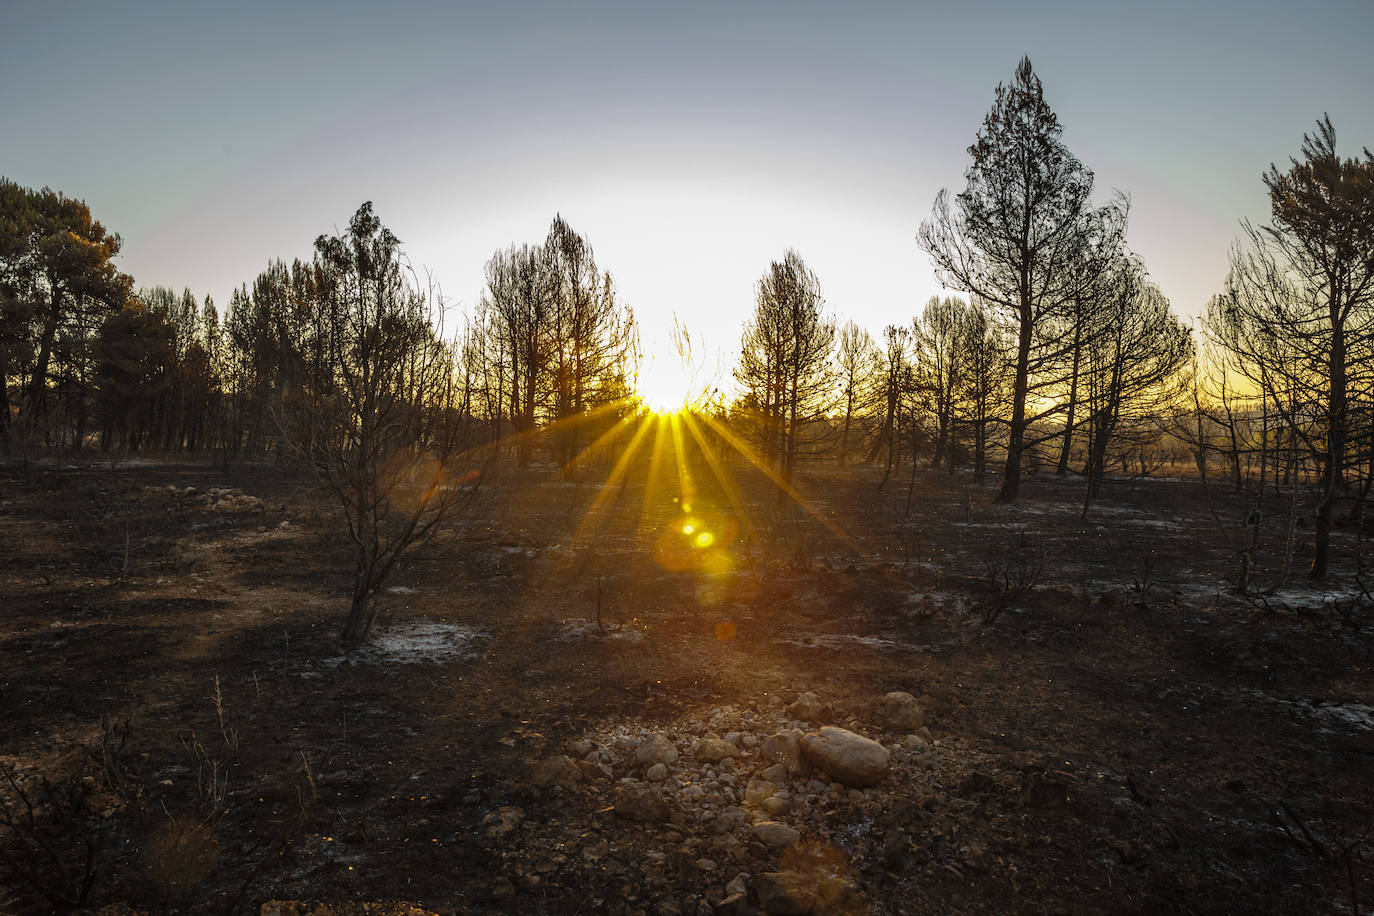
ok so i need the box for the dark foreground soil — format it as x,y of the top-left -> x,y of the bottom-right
1,447 -> 1371,915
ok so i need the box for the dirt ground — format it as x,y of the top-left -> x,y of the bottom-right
1,442 -> 1371,915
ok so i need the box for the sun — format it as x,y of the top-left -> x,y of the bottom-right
636,352 -> 699,414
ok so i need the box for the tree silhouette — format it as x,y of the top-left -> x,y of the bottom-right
912,296 -> 969,470
280,203 -> 477,642
95,300 -> 174,451
544,216 -> 636,473
834,320 -> 881,465
478,217 -> 635,469
735,250 -> 836,494
1210,117 -> 1374,577
1078,257 -> 1192,514
869,324 -> 910,487
918,57 -> 1125,502
0,179 -> 131,443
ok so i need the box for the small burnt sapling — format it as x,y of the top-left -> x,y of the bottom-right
976,539 -> 1045,625
277,203 -> 485,643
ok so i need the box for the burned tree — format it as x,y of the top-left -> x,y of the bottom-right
544,216 -> 637,473
918,56 -> 1124,502
281,202 -> 476,643
735,250 -> 836,493
1209,117 -> 1374,578
478,217 -> 635,469
1078,257 -> 1193,515
911,296 -> 971,471
870,324 -> 910,487
910,295 -> 1012,479
834,320 -> 881,465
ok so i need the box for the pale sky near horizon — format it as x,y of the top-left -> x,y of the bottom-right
3,0 -> 1372,379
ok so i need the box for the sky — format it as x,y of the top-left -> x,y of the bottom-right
3,0 -> 1372,377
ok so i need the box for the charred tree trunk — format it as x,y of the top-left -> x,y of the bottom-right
997,301 -> 1033,503
1310,314 -> 1346,579
1057,321 -> 1082,474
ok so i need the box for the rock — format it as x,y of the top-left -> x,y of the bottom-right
696,858 -> 719,872
697,736 -> 739,763
753,821 -> 801,851
646,762 -> 670,781
579,759 -> 613,781
529,755 -> 582,789
715,893 -> 752,915
712,833 -> 745,862
761,730 -> 806,775
636,733 -> 680,767
726,873 -> 751,897
814,877 -> 864,915
759,763 -> 790,784
709,707 -> 737,728
752,871 -> 817,915
875,692 -> 925,731
760,796 -> 792,817
481,806 -> 525,840
711,806 -> 748,834
787,692 -> 831,724
743,778 -> 776,806
614,782 -> 671,822
901,734 -> 928,752
800,728 -> 889,788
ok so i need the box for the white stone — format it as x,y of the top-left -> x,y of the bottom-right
800,727 -> 890,788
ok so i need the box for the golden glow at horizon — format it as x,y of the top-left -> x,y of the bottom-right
636,350 -> 702,414
475,373 -> 886,644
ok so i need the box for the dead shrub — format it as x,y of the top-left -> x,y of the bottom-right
975,547 -> 1045,625
0,718 -> 141,910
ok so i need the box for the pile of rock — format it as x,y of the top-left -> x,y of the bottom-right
166,484 -> 265,513
504,689 -> 953,913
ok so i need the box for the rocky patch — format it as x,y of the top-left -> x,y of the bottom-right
474,691 -> 1009,912
800,727 -> 890,788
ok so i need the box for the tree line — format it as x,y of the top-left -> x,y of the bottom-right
729,58 -> 1195,519
2,57 -> 1371,580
